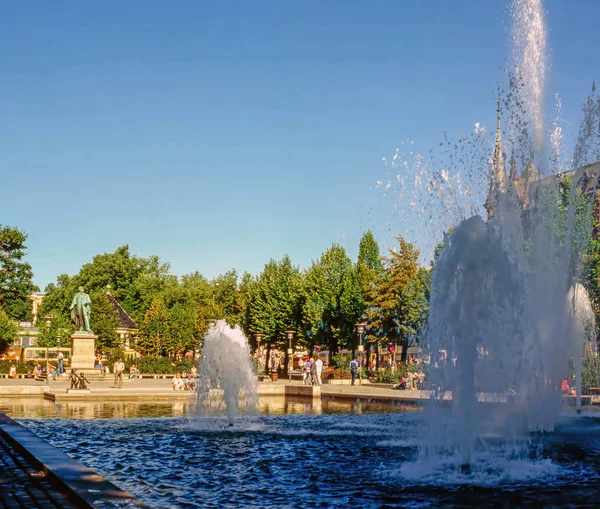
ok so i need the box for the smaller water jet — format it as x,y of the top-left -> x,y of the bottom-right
194,320 -> 259,426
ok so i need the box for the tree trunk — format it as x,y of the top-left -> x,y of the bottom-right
400,338 -> 408,363
265,341 -> 271,374
332,334 -> 339,361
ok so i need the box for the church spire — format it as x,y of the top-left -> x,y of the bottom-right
485,89 -> 508,218
492,88 -> 506,190
509,142 -> 518,181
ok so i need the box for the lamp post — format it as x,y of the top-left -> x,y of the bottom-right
56,335 -> 62,377
43,317 -> 53,386
254,333 -> 263,373
286,330 -> 296,383
255,333 -> 263,353
355,323 -> 367,385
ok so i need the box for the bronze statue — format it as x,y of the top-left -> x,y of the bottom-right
69,370 -> 79,389
69,370 -> 90,390
78,372 -> 90,390
70,287 -> 93,333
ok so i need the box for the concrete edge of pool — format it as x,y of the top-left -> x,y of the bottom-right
0,379 -> 595,408
0,410 -> 149,508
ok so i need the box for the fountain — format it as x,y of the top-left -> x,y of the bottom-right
5,2 -> 600,508
419,0 -> 600,474
194,320 -> 259,426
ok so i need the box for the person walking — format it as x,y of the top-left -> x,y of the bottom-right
314,357 -> 323,386
350,357 -> 359,386
310,358 -> 317,386
113,357 -> 125,388
303,358 -> 312,385
57,352 -> 64,376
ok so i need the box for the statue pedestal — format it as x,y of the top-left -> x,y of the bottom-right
70,333 -> 97,371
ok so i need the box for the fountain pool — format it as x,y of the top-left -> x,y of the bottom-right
10,408 -> 600,509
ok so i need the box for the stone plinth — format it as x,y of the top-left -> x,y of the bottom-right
70,333 -> 97,371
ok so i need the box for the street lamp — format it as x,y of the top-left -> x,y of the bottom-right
43,317 -> 53,386
255,333 -> 263,353
254,333 -> 264,373
56,335 -> 62,377
355,323 -> 367,385
286,330 -> 296,383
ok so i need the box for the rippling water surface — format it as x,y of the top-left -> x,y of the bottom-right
4,400 -> 600,508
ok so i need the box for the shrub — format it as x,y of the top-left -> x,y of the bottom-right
0,360 -> 38,374
583,359 -> 600,387
371,368 -> 401,384
174,358 -> 196,373
332,353 -> 350,370
322,368 -> 351,380
137,356 -> 177,374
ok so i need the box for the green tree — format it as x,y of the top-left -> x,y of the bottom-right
38,275 -> 74,320
0,307 -> 18,356
584,236 -> 600,317
246,255 -> 303,371
358,230 -> 384,273
357,230 -> 384,362
302,245 -> 362,359
36,314 -> 73,349
0,226 -> 38,320
166,303 -> 197,355
90,292 -> 120,352
365,237 -> 428,362
138,298 -> 170,356
40,246 -> 174,326
212,270 -> 244,326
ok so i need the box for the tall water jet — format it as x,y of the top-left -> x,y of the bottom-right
567,283 -> 597,412
195,320 -> 258,426
419,0 -> 600,475
425,215 -> 527,467
511,0 -> 547,154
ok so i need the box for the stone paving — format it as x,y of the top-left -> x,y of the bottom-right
0,409 -> 146,508
0,416 -> 78,509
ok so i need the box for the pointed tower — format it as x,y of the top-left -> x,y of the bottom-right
506,143 -> 519,202
509,143 -> 518,181
484,90 -> 507,218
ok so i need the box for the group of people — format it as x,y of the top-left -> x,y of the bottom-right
302,357 -> 323,386
13,352 -> 68,381
562,378 -> 577,396
172,367 -> 197,391
400,369 -> 426,390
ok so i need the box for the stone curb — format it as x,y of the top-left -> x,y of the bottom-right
0,411 -> 149,508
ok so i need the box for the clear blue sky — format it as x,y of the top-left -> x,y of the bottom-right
1,0 -> 598,290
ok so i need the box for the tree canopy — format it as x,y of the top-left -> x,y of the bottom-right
0,226 -> 38,321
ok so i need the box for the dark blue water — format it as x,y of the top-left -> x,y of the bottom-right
17,406 -> 600,509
